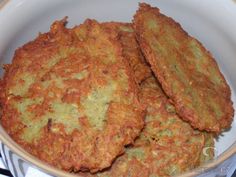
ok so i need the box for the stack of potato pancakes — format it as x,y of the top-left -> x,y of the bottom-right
0,3 -> 234,177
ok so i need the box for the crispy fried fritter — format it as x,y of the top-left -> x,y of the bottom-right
80,77 -> 212,177
0,19 -> 144,172
102,22 -> 151,84
133,3 -> 234,133
79,22 -> 214,177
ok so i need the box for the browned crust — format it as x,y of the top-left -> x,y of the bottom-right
133,3 -> 234,133
79,76 -> 210,177
102,22 -> 152,84
0,19 -> 145,172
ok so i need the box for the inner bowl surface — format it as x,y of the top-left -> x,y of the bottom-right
0,0 -> 236,176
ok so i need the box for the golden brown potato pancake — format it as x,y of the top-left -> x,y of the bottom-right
133,3 -> 234,133
78,22 -> 214,177
80,77 -> 212,177
0,18 -> 144,172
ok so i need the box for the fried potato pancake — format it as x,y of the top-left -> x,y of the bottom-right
133,3 -> 234,133
0,19 -> 144,172
102,22 -> 151,84
79,22 -> 214,177
80,77 -> 212,177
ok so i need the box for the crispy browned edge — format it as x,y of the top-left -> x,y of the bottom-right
0,3 -> 234,177
102,22 -> 152,84
0,19 -> 145,173
133,3 -> 234,133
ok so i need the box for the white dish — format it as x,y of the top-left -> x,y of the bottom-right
0,0 -> 236,176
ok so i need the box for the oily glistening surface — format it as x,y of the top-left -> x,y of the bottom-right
133,3 -> 234,133
0,19 -> 144,173
0,2 -> 233,177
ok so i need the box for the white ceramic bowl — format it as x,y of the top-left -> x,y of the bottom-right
0,0 -> 236,176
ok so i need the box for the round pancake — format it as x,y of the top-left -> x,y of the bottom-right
80,77 -> 211,177
78,23 -> 213,176
0,19 -> 144,172
133,3 -> 234,133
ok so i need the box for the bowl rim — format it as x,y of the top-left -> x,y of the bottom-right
0,0 -> 236,176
